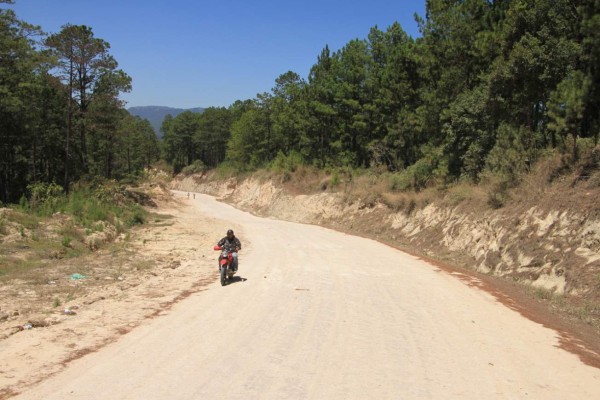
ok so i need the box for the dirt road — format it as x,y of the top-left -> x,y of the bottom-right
15,192 -> 600,399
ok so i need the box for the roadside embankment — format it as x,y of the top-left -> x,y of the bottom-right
172,172 -> 600,329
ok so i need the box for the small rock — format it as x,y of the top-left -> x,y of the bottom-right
0,313 -> 9,322
63,309 -> 77,316
28,315 -> 52,327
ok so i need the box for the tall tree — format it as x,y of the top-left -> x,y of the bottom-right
45,24 -> 120,187
368,23 -> 420,170
580,0 -> 600,144
0,1 -> 42,202
87,69 -> 132,178
305,45 -> 338,166
271,71 -> 308,155
194,107 -> 232,168
161,111 -> 201,173
118,115 -> 159,176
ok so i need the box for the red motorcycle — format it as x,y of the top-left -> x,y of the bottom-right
214,245 -> 236,286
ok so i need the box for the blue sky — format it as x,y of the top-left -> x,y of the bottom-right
10,1 -> 425,109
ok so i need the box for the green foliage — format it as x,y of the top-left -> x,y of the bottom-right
125,204 -> 146,227
181,160 -> 207,176
485,124 -> 534,186
214,161 -> 238,178
12,180 -> 148,235
162,107 -> 232,173
2,1 -> 599,200
215,0 -> 597,187
26,182 -> 64,214
270,151 -> 304,173
0,11 -> 139,203
330,171 -> 340,187
61,236 -> 72,248
548,70 -> 591,158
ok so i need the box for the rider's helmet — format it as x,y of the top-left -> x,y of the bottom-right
227,229 -> 234,239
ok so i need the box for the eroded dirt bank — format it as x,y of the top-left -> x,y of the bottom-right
173,174 -> 600,325
10,192 -> 600,399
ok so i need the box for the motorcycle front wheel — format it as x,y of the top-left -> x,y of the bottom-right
220,267 -> 227,286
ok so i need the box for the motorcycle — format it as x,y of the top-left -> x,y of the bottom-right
214,245 -> 237,286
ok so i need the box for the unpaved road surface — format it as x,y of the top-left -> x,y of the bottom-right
15,192 -> 600,399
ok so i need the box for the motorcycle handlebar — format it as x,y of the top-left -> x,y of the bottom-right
214,245 -> 240,252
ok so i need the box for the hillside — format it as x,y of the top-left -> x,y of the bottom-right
128,106 -> 205,137
171,149 -> 600,334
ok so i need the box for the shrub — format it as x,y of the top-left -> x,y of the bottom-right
388,173 -> 411,192
125,205 -> 146,227
270,151 -> 304,173
214,161 -> 238,178
61,236 -> 72,248
487,181 -> 510,209
331,171 -> 340,187
181,160 -> 207,176
485,124 -> 535,187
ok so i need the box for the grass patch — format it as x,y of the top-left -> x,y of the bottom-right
7,212 -> 40,230
61,236 -> 72,248
0,217 -> 7,235
0,256 -> 46,282
0,180 -> 153,284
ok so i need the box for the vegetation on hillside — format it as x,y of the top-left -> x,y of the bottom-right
0,1 -> 160,204
0,180 -> 151,282
162,1 -> 599,192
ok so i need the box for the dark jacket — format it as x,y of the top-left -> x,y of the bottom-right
218,236 -> 241,252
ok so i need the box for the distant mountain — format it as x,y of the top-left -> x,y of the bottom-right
128,106 -> 205,137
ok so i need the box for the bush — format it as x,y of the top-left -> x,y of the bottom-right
386,157 -> 437,193
485,124 -> 535,186
181,160 -> 207,176
331,171 -> 340,187
487,181 -> 510,209
214,161 -> 239,178
125,204 -> 146,227
27,182 -> 64,211
57,184 -> 148,231
270,151 -> 304,173
61,236 -> 72,248
388,173 -> 411,192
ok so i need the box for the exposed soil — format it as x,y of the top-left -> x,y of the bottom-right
2,160 -> 599,398
172,168 -> 600,367
9,192 -> 600,400
0,192 -> 229,398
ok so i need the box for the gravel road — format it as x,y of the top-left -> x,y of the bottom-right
15,192 -> 600,399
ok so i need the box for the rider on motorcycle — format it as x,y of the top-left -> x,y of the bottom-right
217,229 -> 241,271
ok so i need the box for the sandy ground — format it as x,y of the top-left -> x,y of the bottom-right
0,195 -> 228,398
6,191 -> 600,399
